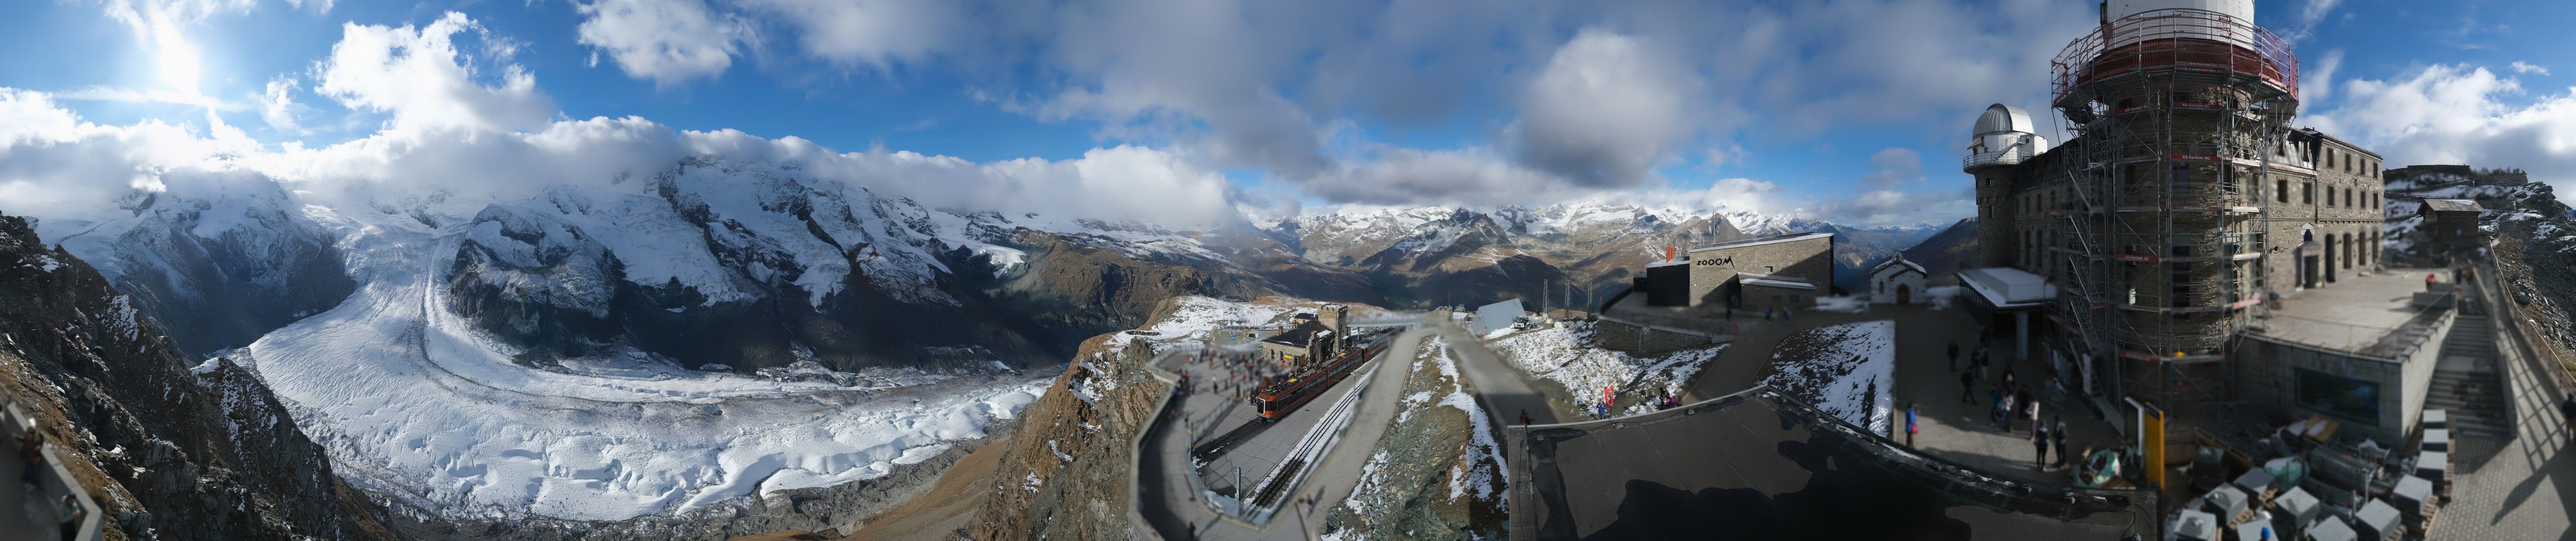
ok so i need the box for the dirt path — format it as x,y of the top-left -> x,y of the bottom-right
843,438 -> 1010,539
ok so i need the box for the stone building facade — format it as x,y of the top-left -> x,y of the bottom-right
1682,232 -> 1835,310
1960,4 -> 2391,414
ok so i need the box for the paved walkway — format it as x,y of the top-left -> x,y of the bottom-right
1674,303 -> 2124,484
2430,293 -> 2576,539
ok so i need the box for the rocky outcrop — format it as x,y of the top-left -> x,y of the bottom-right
0,212 -> 399,540
963,329 -> 1172,540
2474,173 -> 2576,357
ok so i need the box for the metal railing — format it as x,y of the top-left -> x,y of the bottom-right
2052,8 -> 2300,105
2477,260 -> 2576,389
1963,147 -> 2036,169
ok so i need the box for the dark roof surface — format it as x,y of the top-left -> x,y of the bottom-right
2421,199 -> 2485,212
1508,388 -> 2157,540
1260,320 -> 1324,348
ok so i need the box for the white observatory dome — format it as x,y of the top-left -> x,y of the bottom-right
1973,104 -> 2037,138
1965,104 -> 2047,169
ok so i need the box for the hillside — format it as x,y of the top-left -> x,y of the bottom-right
0,212 -> 400,540
1896,218 -> 1979,285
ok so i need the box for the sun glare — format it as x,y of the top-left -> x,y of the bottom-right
148,10 -> 203,97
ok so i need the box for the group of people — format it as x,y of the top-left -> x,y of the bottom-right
1945,336 -> 2075,471
1177,348 -> 1295,404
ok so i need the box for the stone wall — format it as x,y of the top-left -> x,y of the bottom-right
1686,235 -> 1833,305
2234,305 -> 2451,445
1593,319 -> 1715,353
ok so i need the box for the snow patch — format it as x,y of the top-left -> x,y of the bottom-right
1488,325 -> 1725,402
1758,320 -> 1897,435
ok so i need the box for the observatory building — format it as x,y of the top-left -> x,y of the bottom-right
1961,0 -> 2424,443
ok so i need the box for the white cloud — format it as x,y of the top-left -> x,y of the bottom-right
2280,0 -> 2343,42
53,85 -> 241,110
3,86 -> 1241,237
2308,63 -> 2576,194
257,77 -> 308,134
1856,147 -> 1923,188
732,0 -> 958,69
314,12 -> 558,133
2511,61 -> 2551,76
0,89 -> 259,220
1509,27 -> 1699,188
2301,49 -> 2343,104
1298,146 -> 1580,207
574,0 -> 752,85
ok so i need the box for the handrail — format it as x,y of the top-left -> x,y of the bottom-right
2052,8 -> 2299,104
2478,260 -> 2576,390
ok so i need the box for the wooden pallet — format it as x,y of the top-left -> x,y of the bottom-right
2223,507 -> 2261,529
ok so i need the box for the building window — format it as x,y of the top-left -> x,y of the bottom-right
2278,179 -> 2289,202
2303,182 -> 2313,204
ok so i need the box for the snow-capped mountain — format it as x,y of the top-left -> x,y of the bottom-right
23,155 -> 1383,525
1270,199 -> 1942,308
23,158 -> 1945,526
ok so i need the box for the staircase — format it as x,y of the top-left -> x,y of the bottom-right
2427,314 -> 2512,439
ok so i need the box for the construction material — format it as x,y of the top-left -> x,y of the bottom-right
2273,486 -> 2321,527
2414,450 -> 2449,486
2419,428 -> 2449,453
2206,484 -> 2253,526
2307,447 -> 2378,493
2234,468 -> 2279,502
2354,498 -> 2402,541
2392,475 -> 2438,533
2175,509 -> 2222,541
2306,516 -> 2358,541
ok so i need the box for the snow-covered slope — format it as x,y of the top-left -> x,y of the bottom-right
189,173 -> 1056,521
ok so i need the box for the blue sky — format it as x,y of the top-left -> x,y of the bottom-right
4,0 -> 2573,227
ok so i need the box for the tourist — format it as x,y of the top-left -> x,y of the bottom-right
2052,415 -> 2071,469
2032,424 -> 2050,470
1904,403 -> 1918,447
1959,370 -> 1976,404
2000,368 -> 2017,397
1993,390 -> 2011,429
2025,394 -> 2041,442
18,430 -> 43,486
2560,397 -> 2576,443
1947,339 -> 1959,372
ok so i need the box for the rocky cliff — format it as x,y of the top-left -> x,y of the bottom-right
2465,173 -> 2576,361
0,212 -> 399,540
961,323 -> 1172,540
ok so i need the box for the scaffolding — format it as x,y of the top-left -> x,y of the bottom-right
2045,8 -> 2299,421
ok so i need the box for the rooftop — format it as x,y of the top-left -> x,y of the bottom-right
1688,231 -> 1833,253
1958,267 -> 2058,308
2421,199 -> 2485,212
1510,389 -> 2157,539
1260,320 -> 1324,348
2253,270 -> 2452,357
